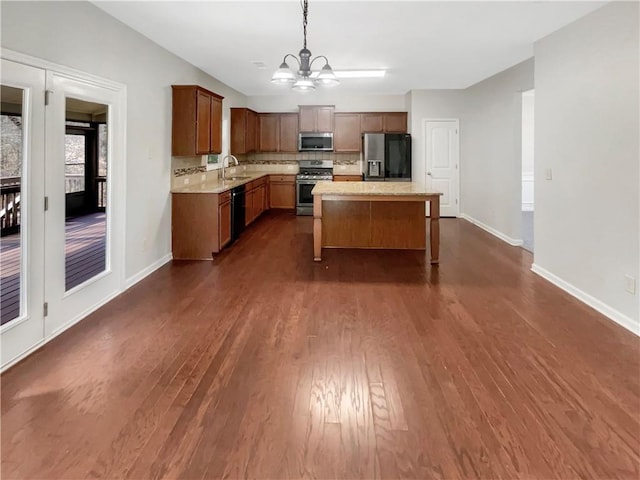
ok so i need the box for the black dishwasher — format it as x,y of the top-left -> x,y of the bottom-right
230,184 -> 246,242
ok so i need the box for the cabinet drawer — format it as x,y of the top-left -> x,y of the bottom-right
270,175 -> 295,183
333,175 -> 363,182
218,190 -> 231,203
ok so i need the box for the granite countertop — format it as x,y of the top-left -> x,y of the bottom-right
311,180 -> 442,197
171,169 -> 296,194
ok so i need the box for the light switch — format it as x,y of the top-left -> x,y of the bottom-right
545,168 -> 553,180
625,275 -> 636,294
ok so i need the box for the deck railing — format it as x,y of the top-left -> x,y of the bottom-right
1,176 -> 107,236
96,177 -> 107,209
1,177 -> 21,237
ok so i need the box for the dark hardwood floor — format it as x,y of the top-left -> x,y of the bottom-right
1,211 -> 638,479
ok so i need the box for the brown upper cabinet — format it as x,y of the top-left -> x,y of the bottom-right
279,113 -> 299,152
360,113 -> 384,133
360,112 -> 408,134
299,105 -> 334,133
230,108 -> 258,155
258,113 -> 299,153
383,112 -> 408,133
334,113 -> 361,152
258,114 -> 279,152
172,85 -> 224,156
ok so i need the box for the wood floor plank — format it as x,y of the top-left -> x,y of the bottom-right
1,211 -> 639,480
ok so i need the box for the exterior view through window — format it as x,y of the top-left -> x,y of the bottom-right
0,85 -> 24,325
64,97 -> 108,291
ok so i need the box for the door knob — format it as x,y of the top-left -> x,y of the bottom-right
427,171 -> 432,176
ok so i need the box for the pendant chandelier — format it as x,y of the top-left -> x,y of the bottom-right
271,0 -> 339,92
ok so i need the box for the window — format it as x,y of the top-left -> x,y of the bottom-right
1,114 -> 22,180
64,134 -> 85,193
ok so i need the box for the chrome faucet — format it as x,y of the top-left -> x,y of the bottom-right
220,154 -> 239,180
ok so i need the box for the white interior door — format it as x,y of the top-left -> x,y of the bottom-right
425,120 -> 459,217
43,71 -> 125,338
0,60 -> 46,367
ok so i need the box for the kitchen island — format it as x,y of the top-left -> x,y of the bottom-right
311,181 -> 442,263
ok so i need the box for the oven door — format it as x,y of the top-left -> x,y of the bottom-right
296,180 -> 316,215
296,180 -> 316,206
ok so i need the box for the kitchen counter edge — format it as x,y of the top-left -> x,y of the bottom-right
171,171 -> 296,194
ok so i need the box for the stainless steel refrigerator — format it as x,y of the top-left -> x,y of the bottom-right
362,133 -> 411,181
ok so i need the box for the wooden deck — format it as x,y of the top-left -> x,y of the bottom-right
0,213 -> 106,325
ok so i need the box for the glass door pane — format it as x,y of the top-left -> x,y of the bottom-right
64,98 -> 108,291
0,86 -> 24,325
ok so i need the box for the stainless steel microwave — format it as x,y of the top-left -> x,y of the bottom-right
298,132 -> 333,152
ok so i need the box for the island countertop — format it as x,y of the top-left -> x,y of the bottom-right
311,180 -> 442,197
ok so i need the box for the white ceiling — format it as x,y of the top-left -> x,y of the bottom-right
93,1 -> 605,96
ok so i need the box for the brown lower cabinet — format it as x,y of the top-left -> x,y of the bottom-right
172,175 -> 295,259
245,177 -> 268,225
172,190 -> 231,260
269,175 -> 296,209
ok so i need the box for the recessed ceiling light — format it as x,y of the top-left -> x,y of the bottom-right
310,70 -> 386,79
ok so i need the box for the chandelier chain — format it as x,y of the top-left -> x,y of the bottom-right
301,0 -> 308,50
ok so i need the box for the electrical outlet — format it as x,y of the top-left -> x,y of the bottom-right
183,177 -> 190,185
201,174 -> 206,181
624,275 -> 636,294
545,168 -> 553,180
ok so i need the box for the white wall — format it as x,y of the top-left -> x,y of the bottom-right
461,59 -> 534,242
248,92 -> 406,113
533,2 -> 639,328
1,1 -> 247,280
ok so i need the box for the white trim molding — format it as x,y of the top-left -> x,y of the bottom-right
125,253 -> 173,290
521,172 -> 534,212
460,213 -> 523,246
531,263 -> 640,337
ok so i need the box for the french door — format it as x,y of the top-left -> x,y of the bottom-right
43,71 -> 124,338
0,59 -> 46,366
0,56 -> 125,369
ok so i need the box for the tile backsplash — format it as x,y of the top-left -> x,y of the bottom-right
245,152 -> 360,165
172,152 -> 361,177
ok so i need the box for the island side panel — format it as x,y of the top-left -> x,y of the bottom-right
430,195 -> 440,264
370,201 -> 426,249
313,194 -> 323,261
322,200 -> 371,248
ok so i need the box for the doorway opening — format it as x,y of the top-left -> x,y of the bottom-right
521,90 -> 534,252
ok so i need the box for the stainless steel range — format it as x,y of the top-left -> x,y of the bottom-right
296,159 -> 333,215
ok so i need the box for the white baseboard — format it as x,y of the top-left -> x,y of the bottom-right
460,213 -> 523,246
522,203 -> 534,212
531,263 -> 639,337
124,253 -> 173,289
